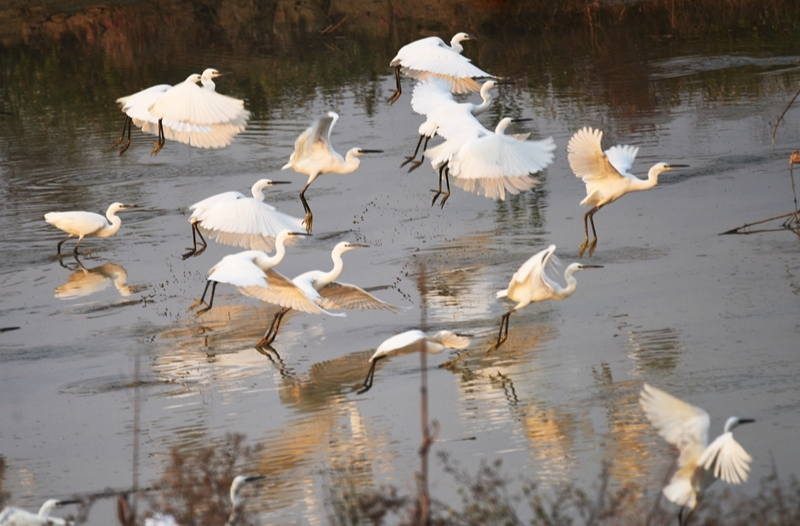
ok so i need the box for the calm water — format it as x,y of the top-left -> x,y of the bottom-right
1,27 -> 800,524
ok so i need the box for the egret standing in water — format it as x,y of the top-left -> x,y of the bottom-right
567,127 -> 688,257
182,178 -> 303,259
639,383 -> 755,526
387,32 -> 494,105
257,241 -> 404,347
488,245 -> 601,353
45,202 -> 140,256
282,112 -> 383,233
0,498 -> 81,526
358,330 -> 470,394
190,230 -> 307,315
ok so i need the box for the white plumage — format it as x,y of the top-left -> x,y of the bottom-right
44,202 -> 139,255
640,383 -> 754,525
567,126 -> 687,256
358,330 -> 471,393
182,179 -> 303,259
0,498 -> 80,526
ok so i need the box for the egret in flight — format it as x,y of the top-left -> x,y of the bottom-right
282,112 -> 383,233
639,383 -> 755,526
147,72 -> 249,155
257,241 -> 404,347
190,230 -> 306,315
0,498 -> 81,526
567,127 -> 688,257
402,78 -> 502,170
358,330 -> 471,394
144,475 -> 266,526
424,116 -> 555,206
45,202 -> 140,256
182,178 -> 303,259
387,32 -> 493,105
488,245 -> 601,353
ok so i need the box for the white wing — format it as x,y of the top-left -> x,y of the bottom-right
240,270 -> 344,316
604,144 -> 639,177
207,253 -> 267,288
149,80 -> 248,126
567,127 -> 627,183
44,211 -> 106,236
410,79 -> 456,116
394,39 -> 492,79
697,432 -> 752,484
197,198 -> 304,251
189,191 -> 245,218
318,282 -> 404,313
640,383 -> 710,469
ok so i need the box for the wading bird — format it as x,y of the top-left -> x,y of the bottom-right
387,32 -> 493,105
358,330 -> 470,394
424,116 -> 556,206
257,241 -> 404,347
45,202 -> 140,256
0,498 -> 81,526
567,127 -> 688,257
488,245 -> 601,353
190,230 -> 307,315
639,383 -> 755,526
182,178 -> 303,259
143,475 -> 266,526
282,112 -> 383,233
402,78 -> 502,170
147,72 -> 249,155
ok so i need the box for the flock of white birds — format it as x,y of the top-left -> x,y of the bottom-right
24,33 -> 753,526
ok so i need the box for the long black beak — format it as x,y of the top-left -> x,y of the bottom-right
511,118 -> 534,123
57,499 -> 83,507
359,149 -> 384,154
667,164 -> 690,168
122,204 -> 141,210
738,418 -> 756,424
268,181 -> 292,185
289,232 -> 312,237
582,265 -> 604,269
244,475 -> 267,483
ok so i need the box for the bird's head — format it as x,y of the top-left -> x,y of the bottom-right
567,263 -> 604,275
109,203 -> 141,214
649,162 -> 689,180
452,32 -> 475,44
201,68 -> 228,80
724,416 -> 755,433
253,178 -> 292,189
186,73 -> 203,84
230,474 -> 266,504
334,241 -> 369,256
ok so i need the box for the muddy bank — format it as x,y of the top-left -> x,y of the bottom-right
1,0 -> 797,49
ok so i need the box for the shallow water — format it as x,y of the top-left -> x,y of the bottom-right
1,28 -> 800,524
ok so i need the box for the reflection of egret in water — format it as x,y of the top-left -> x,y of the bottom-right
0,498 -> 81,526
591,363 -> 658,490
55,259 -> 135,299
625,327 -> 685,375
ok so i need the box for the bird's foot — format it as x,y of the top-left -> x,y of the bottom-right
302,212 -> 313,234
386,89 -> 401,105
430,189 -> 443,207
356,383 -> 372,395
188,299 -> 209,314
407,159 -> 425,173
399,155 -> 417,168
150,141 -> 163,156
118,139 -> 131,156
254,341 -> 279,357
588,239 -> 598,257
181,249 -> 196,260
579,238 -> 589,258
439,192 -> 451,209
109,136 -> 124,150
255,336 -> 276,349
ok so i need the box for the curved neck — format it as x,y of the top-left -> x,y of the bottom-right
341,150 -> 362,173
98,210 -> 123,238
471,88 -> 493,116
251,182 -> 268,201
449,38 -> 464,53
201,78 -> 216,91
556,268 -> 580,299
316,248 -> 346,288
494,119 -> 512,135
258,236 -> 289,269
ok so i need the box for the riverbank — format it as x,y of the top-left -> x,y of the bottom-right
1,0 -> 798,49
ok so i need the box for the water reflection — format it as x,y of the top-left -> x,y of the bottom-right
55,258 -> 135,299
625,327 -> 685,374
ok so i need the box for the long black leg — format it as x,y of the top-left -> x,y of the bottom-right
579,208 -> 593,257
400,134 -> 425,168
486,311 -> 512,354
190,280 -> 217,314
406,136 -> 431,172
118,117 -> 133,155
439,166 -> 452,208
431,163 -> 447,206
182,223 -> 208,259
151,119 -> 164,155
257,307 -> 291,347
299,183 -> 314,233
56,235 -> 73,255
587,206 -> 601,256
72,236 -> 86,256
387,66 -> 402,105
357,355 -> 385,394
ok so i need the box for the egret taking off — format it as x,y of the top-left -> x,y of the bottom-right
282,112 -> 383,233
190,230 -> 306,315
639,383 -> 755,526
488,245 -> 601,353
358,330 -> 471,394
45,202 -> 140,255
387,33 -> 494,105
424,116 -> 556,206
567,127 -> 688,257
0,498 -> 81,526
182,178 -> 303,259
257,241 -> 405,347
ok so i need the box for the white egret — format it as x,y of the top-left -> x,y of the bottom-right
44,202 -> 140,255
424,116 -> 556,206
256,241 -> 404,347
113,83 -> 171,155
489,245 -> 601,353
567,127 -> 688,257
387,32 -> 494,105
357,330 -> 470,393
402,78 -> 506,170
0,498 -> 81,526
282,111 -> 383,233
147,72 -> 249,155
639,383 -> 755,526
182,178 -> 304,259
143,474 -> 266,526
190,230 -> 308,315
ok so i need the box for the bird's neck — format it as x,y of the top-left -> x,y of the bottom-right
472,91 -> 493,116
97,212 -> 122,238
316,251 -> 345,288
262,240 -> 288,268
449,40 -> 464,53
557,270 -> 580,299
341,151 -> 362,173
251,187 -> 266,201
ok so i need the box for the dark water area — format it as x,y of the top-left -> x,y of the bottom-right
1,10 -> 800,525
